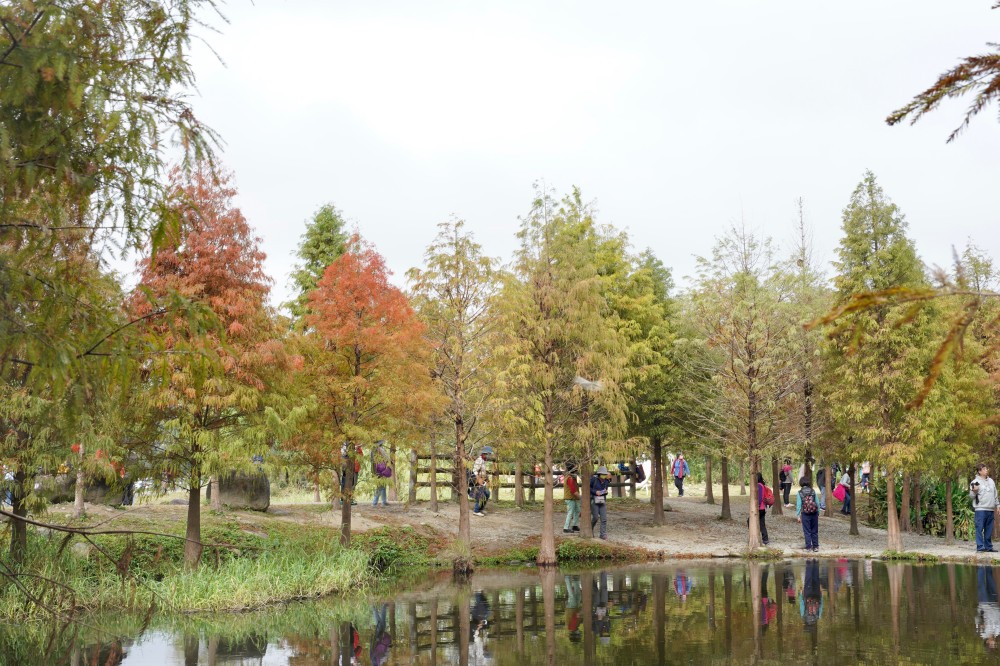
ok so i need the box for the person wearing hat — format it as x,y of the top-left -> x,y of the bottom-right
590,465 -> 612,539
472,446 -> 493,517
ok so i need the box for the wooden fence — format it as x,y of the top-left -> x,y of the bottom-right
407,451 -> 643,503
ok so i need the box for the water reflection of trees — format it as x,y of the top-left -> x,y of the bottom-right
11,561 -> 1000,664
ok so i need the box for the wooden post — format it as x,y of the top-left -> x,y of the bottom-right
408,449 -> 417,504
388,442 -> 398,502
430,448 -> 439,513
514,460 -> 525,507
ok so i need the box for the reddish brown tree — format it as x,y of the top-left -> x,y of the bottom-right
131,166 -> 291,569
307,234 -> 439,546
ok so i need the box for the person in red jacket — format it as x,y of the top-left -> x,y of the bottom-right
563,464 -> 581,533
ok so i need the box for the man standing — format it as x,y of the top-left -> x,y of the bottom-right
970,463 -> 999,553
472,446 -> 493,517
672,453 -> 689,497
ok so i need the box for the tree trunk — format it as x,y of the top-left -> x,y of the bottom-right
537,439 -> 557,565
770,457 -> 782,516
209,476 -> 222,511
313,479 -> 321,503
945,477 -> 955,544
912,473 -> 922,534
455,434 -> 471,556
184,483 -> 203,569
849,462 -> 859,536
663,455 -> 670,498
581,456 -> 594,539
629,458 -> 637,499
824,464 -> 834,518
739,461 -> 746,496
430,447 -> 439,514
514,460 -> 525,508
651,436 -> 664,525
407,450 -> 417,504
720,458 -> 732,520
900,473 -> 911,532
340,460 -> 354,547
885,466 -> 904,551
73,444 -> 86,519
9,470 -> 27,564
705,456 -> 715,505
747,457 -> 762,549
528,463 -> 537,503
388,442 -> 398,502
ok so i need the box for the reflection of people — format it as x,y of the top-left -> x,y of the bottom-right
760,566 -> 776,633
782,567 -> 797,605
977,566 -> 1000,649
469,591 -> 492,663
674,570 -> 693,602
370,603 -> 392,666
799,559 -> 823,629
565,575 -> 582,642
592,572 -> 611,645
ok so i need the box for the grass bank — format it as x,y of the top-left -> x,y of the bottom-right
0,513 -> 380,621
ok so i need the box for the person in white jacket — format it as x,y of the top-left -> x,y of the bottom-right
970,464 -> 999,553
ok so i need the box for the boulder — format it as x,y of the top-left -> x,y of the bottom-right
34,474 -> 75,504
216,471 -> 270,511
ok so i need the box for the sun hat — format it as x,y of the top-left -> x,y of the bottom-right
596,466 -> 610,475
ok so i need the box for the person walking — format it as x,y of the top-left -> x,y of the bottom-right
860,461 -> 871,494
590,466 -> 612,540
780,459 -> 794,507
815,466 -> 827,511
756,472 -> 770,545
838,470 -> 852,515
371,441 -> 392,506
671,453 -> 689,497
796,477 -> 820,552
563,464 -> 581,533
970,463 -> 999,553
472,446 -> 493,517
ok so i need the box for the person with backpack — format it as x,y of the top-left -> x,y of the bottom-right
563,464 -> 581,533
371,441 -> 392,507
780,459 -> 794,507
590,466 -> 612,540
671,453 -> 689,497
756,472 -> 771,545
796,476 -> 820,552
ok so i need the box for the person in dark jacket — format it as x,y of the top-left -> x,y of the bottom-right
590,466 -> 612,540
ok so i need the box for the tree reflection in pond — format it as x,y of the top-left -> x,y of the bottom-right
8,561 -> 1000,664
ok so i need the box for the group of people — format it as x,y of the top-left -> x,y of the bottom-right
562,465 -> 613,539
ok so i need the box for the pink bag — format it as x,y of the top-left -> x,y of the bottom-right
833,483 -> 847,503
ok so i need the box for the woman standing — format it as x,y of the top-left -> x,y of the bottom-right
590,466 -> 612,540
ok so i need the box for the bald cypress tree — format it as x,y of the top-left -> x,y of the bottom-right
825,171 -> 932,552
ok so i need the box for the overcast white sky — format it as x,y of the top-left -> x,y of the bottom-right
185,0 -> 999,307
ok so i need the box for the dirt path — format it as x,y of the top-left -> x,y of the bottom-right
55,493 -> 999,563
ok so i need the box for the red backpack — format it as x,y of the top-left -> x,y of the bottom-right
762,485 -> 775,508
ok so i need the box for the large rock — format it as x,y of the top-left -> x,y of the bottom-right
217,471 -> 270,511
34,474 -> 75,504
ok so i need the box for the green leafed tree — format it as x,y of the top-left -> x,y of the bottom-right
407,219 -> 502,565
689,224 -> 796,549
821,171 -> 936,552
498,186 -> 628,564
286,204 -> 350,323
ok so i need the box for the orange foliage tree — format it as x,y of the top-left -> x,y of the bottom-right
131,166 -> 296,569
307,234 -> 439,546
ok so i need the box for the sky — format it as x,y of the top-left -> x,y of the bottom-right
182,0 -> 1000,307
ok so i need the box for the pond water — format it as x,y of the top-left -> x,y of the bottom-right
8,559 -> 1000,665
